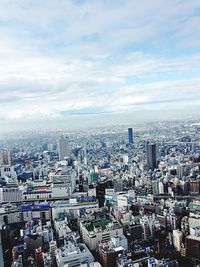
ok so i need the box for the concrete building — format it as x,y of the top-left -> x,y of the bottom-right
186,235 -> 200,259
51,198 -> 98,221
22,184 -> 52,201
147,143 -> 157,171
140,215 -> 157,241
56,241 -> 94,267
52,167 -> 76,198
173,230 -> 183,252
58,136 -> 70,160
0,186 -> 22,203
80,218 -> 123,250
0,149 -> 12,166
190,226 -> 200,236
50,240 -> 57,260
128,128 -> 133,145
111,235 -> 128,250
1,166 -> 17,181
189,213 -> 200,229
98,242 -> 124,267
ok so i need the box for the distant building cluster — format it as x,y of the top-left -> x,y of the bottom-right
1,121 -> 200,266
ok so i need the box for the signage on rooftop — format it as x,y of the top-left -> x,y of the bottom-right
76,196 -> 96,203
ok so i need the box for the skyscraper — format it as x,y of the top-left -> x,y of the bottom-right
147,142 -> 157,171
58,135 -> 69,160
0,149 -> 12,166
128,128 -> 133,144
83,143 -> 87,165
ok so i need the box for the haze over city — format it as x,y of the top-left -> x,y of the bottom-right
0,0 -> 200,132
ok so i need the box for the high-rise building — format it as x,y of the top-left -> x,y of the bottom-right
173,230 -> 183,252
83,143 -> 87,165
0,149 -> 12,166
58,136 -> 69,160
147,142 -> 157,171
189,180 -> 200,195
49,240 -> 57,260
128,128 -> 133,144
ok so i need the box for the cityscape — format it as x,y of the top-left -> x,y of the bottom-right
1,120 -> 200,267
0,0 -> 200,267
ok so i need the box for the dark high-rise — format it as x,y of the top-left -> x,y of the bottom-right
128,128 -> 133,144
147,142 -> 157,170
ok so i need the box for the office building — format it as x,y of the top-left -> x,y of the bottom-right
111,235 -> 128,250
80,218 -> 123,250
0,149 -> 12,166
128,128 -> 133,144
0,186 -> 22,203
147,142 -> 157,171
51,198 -> 99,221
186,235 -> 200,258
20,203 -> 51,223
1,166 -> 17,181
50,240 -> 57,260
56,241 -> 94,267
98,242 -> 124,267
173,230 -> 183,252
52,167 -> 76,198
189,180 -> 200,195
58,136 -> 69,160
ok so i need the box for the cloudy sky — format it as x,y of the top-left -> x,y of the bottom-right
0,0 -> 200,132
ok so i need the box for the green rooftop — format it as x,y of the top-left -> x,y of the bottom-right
86,219 -> 112,231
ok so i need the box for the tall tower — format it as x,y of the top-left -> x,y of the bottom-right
128,128 -> 133,144
58,136 -> 69,160
83,143 -> 87,165
147,142 -> 157,171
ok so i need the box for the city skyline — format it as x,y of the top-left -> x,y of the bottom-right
0,0 -> 200,132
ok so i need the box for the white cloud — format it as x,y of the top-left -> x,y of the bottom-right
0,0 -> 200,131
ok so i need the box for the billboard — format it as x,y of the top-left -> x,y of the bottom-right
76,196 -> 96,203
20,204 -> 50,211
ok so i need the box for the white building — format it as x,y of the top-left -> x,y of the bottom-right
122,155 -> 129,164
54,219 -> 72,239
50,240 -> 57,259
58,136 -> 70,160
56,241 -> 94,267
173,229 -> 183,252
111,235 -> 128,250
140,215 -> 158,241
22,184 -> 52,201
189,213 -> 200,229
0,186 -> 22,203
52,167 -> 76,198
80,219 -> 123,250
117,195 -> 128,208
190,226 -> 200,236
